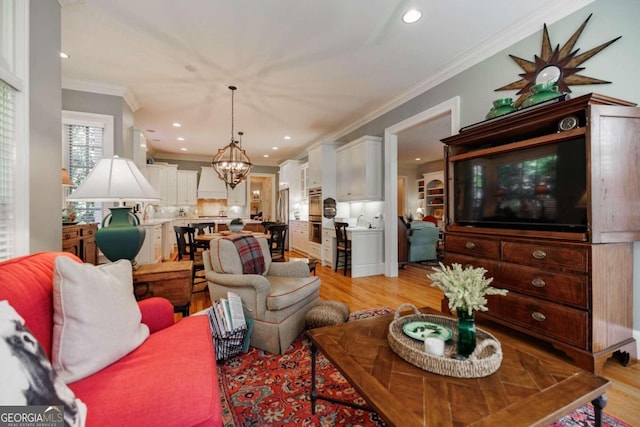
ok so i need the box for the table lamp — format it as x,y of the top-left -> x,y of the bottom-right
66,155 -> 160,266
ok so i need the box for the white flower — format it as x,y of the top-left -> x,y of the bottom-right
427,262 -> 508,315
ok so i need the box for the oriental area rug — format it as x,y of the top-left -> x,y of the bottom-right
216,307 -> 630,427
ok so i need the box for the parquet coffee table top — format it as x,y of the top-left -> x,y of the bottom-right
308,307 -> 610,427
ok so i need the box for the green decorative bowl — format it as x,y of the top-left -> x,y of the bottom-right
521,82 -> 561,108
486,98 -> 516,119
229,224 -> 243,232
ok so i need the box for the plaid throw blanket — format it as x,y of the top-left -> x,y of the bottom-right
225,235 -> 265,275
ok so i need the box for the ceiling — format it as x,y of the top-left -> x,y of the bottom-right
60,0 -> 592,167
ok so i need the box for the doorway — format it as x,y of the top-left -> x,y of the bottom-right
248,173 -> 276,221
383,96 -> 460,277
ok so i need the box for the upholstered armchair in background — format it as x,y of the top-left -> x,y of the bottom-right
202,237 -> 320,354
407,221 -> 439,262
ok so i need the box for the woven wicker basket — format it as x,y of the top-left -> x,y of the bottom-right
388,304 -> 502,378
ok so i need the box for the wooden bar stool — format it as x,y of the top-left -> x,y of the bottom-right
333,222 -> 351,275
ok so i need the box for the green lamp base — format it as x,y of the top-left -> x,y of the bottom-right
95,207 -> 146,266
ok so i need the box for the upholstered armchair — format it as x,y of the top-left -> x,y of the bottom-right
407,221 -> 439,262
202,237 -> 320,354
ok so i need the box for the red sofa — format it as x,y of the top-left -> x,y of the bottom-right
0,252 -> 222,427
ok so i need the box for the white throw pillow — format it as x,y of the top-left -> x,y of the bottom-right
52,257 -> 149,383
0,301 -> 87,427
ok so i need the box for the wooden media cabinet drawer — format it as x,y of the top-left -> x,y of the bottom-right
485,293 -> 588,349
498,263 -> 588,308
502,241 -> 588,272
445,235 -> 500,259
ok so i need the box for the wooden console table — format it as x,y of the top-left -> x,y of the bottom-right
132,261 -> 193,317
308,307 -> 610,427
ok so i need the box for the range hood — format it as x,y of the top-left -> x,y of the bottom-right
197,166 -> 228,199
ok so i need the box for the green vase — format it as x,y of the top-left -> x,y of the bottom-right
521,82 -> 561,108
486,98 -> 516,119
95,207 -> 146,264
456,309 -> 476,359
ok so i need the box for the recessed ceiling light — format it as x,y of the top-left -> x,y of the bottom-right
177,137 -> 185,141
263,154 -> 269,158
180,148 -> 187,151
172,122 -> 182,127
415,157 -> 421,161
402,9 -> 422,24
60,52 -> 70,59
284,136 -> 291,140
272,147 -> 278,150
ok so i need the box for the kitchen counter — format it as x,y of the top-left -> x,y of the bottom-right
323,226 -> 383,277
142,218 -> 263,225
140,218 -> 173,225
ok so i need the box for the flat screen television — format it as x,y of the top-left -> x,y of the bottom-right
453,137 -> 587,233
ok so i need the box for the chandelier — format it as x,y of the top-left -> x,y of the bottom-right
212,85 -> 252,189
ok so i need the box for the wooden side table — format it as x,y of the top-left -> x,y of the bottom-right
132,261 -> 193,317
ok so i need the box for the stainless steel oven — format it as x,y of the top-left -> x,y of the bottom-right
308,188 -> 322,222
309,221 -> 322,244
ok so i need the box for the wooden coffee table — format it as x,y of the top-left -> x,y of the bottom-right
307,307 -> 610,427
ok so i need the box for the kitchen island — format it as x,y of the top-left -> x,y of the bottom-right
323,226 -> 384,278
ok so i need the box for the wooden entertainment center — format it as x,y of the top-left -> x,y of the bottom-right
442,93 -> 639,374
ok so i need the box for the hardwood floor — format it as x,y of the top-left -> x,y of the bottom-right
188,255 -> 640,426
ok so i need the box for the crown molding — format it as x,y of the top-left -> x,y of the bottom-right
150,150 -> 280,167
62,77 -> 141,112
319,0 -> 595,144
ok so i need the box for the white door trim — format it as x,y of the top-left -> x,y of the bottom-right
383,96 -> 460,277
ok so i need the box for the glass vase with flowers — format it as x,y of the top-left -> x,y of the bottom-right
428,263 -> 508,359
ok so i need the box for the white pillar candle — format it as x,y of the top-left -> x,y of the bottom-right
424,337 -> 444,357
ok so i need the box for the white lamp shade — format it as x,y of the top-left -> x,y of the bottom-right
66,155 -> 160,203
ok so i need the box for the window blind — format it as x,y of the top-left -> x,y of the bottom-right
0,79 -> 15,261
64,123 -> 105,224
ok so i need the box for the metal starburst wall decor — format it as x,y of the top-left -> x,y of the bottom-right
496,14 -> 621,107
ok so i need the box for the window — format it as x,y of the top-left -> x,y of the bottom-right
0,0 -> 27,261
62,111 -> 114,224
0,80 -> 15,260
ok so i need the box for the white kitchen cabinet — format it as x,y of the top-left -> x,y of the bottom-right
138,223 -> 163,264
162,220 -> 175,260
336,136 -> 382,202
227,179 -> 247,206
307,241 -> 321,260
348,228 -> 384,277
278,160 -> 300,190
322,227 -> 334,267
307,142 -> 337,196
145,164 -> 168,204
145,163 -> 178,205
176,170 -> 198,205
307,146 -> 322,189
166,164 -> 178,205
290,220 -> 309,254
